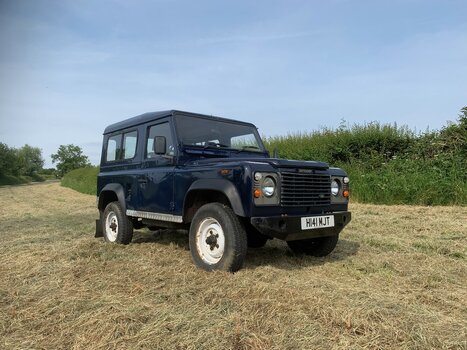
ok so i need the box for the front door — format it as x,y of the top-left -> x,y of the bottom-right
137,120 -> 176,214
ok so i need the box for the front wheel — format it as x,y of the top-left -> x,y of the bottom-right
189,203 -> 247,272
102,201 -> 133,244
287,235 -> 339,257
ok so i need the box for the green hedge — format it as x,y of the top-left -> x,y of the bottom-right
61,156 -> 466,206
264,116 -> 466,206
342,157 -> 466,205
0,173 -> 45,186
0,174 -> 27,186
61,167 -> 99,195
60,112 -> 466,206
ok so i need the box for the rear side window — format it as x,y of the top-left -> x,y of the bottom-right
106,134 -> 122,162
106,130 -> 138,162
123,131 -> 137,159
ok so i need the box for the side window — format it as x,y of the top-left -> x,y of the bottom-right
146,122 -> 174,158
106,130 -> 137,162
106,134 -> 122,162
123,131 -> 137,159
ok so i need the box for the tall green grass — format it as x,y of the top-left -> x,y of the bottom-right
343,157 -> 466,205
60,116 -> 466,206
265,122 -> 415,165
61,167 -> 99,195
264,119 -> 466,206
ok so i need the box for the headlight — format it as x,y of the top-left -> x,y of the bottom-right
262,176 -> 276,197
253,172 -> 279,205
331,179 -> 340,196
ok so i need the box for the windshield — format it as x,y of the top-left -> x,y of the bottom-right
175,115 -> 265,153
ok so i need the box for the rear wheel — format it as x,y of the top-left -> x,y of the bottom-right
102,201 -> 133,244
189,203 -> 247,272
287,235 -> 339,257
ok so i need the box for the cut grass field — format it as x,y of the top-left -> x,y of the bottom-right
1,183 -> 466,349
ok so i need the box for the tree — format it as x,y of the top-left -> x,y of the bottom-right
51,144 -> 90,177
439,106 -> 467,156
0,142 -> 18,176
16,144 -> 44,176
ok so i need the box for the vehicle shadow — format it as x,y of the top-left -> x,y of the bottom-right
132,229 -> 360,270
244,238 -> 360,270
132,229 -> 190,250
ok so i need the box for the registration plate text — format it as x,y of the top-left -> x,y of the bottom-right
301,215 -> 335,230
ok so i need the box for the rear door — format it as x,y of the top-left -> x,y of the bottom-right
99,128 -> 141,209
136,119 -> 176,214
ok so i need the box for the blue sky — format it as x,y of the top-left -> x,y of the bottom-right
0,0 -> 466,167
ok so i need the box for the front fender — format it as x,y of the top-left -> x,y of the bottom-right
186,179 -> 246,217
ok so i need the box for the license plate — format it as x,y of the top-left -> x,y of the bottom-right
301,215 -> 335,230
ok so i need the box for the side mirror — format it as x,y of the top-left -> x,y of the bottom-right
154,136 -> 167,155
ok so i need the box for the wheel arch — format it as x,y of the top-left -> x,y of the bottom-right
98,183 -> 127,213
183,179 -> 246,223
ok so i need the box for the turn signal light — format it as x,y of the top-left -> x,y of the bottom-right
254,189 -> 261,198
343,190 -> 350,198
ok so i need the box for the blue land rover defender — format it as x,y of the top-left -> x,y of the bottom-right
96,110 -> 351,272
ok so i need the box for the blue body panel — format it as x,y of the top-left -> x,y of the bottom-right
97,110 -> 349,223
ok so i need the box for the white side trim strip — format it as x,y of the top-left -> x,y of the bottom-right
126,210 -> 183,223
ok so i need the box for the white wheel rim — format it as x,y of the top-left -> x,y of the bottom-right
196,217 -> 225,265
105,211 -> 118,242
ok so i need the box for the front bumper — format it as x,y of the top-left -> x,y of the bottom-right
250,211 -> 351,241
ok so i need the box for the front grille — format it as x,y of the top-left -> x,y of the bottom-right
280,170 -> 331,207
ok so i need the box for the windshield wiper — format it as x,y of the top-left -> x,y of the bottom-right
233,145 -> 262,153
203,142 -> 230,149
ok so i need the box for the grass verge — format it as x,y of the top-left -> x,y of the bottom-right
61,166 -> 99,195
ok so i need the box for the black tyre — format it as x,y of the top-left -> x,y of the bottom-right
287,234 -> 339,257
189,203 -> 247,272
102,201 -> 133,244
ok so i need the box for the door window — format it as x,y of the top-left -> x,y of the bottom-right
146,122 -> 174,158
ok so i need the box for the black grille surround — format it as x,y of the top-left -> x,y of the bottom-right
280,169 -> 331,207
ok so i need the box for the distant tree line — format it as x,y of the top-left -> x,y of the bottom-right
0,143 -> 90,184
0,144 -> 45,178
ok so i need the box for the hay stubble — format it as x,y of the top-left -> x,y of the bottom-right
0,183 -> 466,349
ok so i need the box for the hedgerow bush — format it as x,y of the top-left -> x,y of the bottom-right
61,166 -> 99,195
61,108 -> 466,206
264,108 -> 467,206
